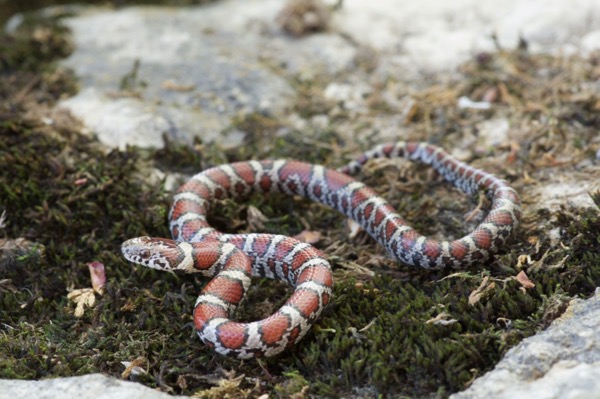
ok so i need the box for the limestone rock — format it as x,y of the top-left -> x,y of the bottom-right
0,373 -> 186,399
55,0 -> 356,149
451,290 -> 600,399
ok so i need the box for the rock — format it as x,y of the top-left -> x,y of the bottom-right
0,373 -> 186,399
581,30 -> 600,54
0,238 -> 45,272
451,289 -> 600,399
33,0 -> 598,150
476,118 -> 510,147
58,88 -> 218,149
335,0 -> 600,75
531,176 -> 600,211
54,0 -> 357,149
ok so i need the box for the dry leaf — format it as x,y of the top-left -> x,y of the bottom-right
120,301 -> 136,312
192,373 -> 247,398
425,312 -> 458,326
468,276 -> 496,306
293,230 -> 321,244
358,319 -> 376,332
121,357 -> 148,379
88,261 -> 106,294
67,288 -> 96,317
177,375 -> 188,390
516,254 -> 532,268
481,86 -> 499,103
161,79 -> 195,92
347,218 -> 363,239
247,205 -> 268,230
516,270 -> 535,289
0,279 -> 18,293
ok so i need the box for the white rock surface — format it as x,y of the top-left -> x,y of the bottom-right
533,181 -> 600,211
337,0 -> 600,75
48,0 -> 600,149
0,373 -> 185,399
451,290 -> 600,399
476,118 -> 510,147
57,1 -> 299,149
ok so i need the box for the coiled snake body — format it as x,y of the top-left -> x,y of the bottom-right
121,142 -> 521,359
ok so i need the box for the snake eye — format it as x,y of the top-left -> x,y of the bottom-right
140,249 -> 151,259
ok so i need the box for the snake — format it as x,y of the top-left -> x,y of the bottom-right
121,142 -> 521,359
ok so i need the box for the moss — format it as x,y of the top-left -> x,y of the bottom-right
1,7 -> 600,399
0,13 -> 73,73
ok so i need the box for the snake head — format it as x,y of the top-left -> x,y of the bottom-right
121,236 -> 186,271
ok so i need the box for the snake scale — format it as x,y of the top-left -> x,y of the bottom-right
121,142 -> 521,358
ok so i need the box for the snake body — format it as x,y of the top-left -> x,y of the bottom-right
121,142 -> 521,358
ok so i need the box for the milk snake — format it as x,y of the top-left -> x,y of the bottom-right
121,142 -> 521,358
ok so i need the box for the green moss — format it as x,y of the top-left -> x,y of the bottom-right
0,13 -> 73,73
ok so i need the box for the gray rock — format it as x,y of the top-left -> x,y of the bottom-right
451,289 -> 600,399
0,373 -> 186,399
56,3 -> 294,149
54,1 -> 358,149
335,0 -> 600,76
42,0 -> 600,150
